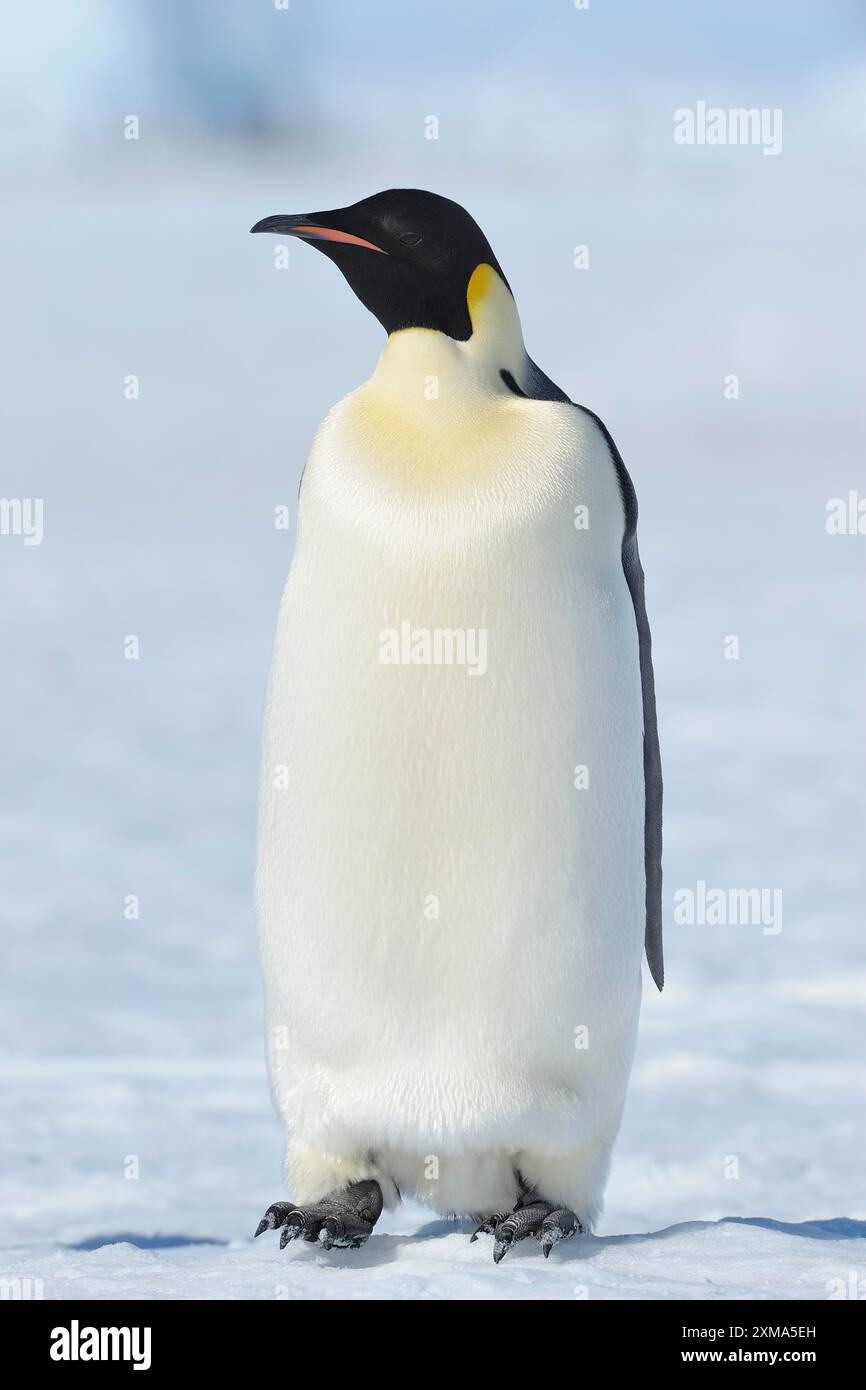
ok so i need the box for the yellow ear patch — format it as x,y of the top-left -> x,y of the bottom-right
466,263 -> 500,329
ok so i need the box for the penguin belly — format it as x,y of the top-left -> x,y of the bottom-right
256,387 -> 646,1227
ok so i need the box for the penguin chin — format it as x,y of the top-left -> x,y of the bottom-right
373,261 -> 528,398
316,242 -> 477,341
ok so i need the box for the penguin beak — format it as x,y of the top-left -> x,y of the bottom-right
249,213 -> 386,254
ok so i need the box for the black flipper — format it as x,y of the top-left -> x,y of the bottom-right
505,359 -> 664,991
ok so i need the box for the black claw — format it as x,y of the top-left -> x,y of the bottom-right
542,1228 -> 561,1262
540,1223 -> 563,1258
256,1182 -> 382,1256
318,1218 -> 338,1251
540,1208 -> 578,1259
492,1223 -> 516,1264
255,1201 -> 293,1239
470,1214 -> 502,1244
478,1199 -> 581,1265
280,1216 -> 304,1249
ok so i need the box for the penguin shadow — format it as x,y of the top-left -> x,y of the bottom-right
241,1212 -> 866,1267
240,1217 -> 866,1273
540,1215 -> 866,1265
251,1216 -> 471,1270
353,1215 -> 866,1267
275,1218 -> 458,1270
66,1233 -> 229,1251
259,1214 -> 866,1269
720,1216 -> 866,1240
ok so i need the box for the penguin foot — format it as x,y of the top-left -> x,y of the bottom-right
471,1198 -> 582,1264
254,1179 -> 383,1251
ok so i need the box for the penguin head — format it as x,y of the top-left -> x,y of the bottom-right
250,189 -> 512,342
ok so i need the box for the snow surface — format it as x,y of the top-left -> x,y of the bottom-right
2,2 -> 865,1300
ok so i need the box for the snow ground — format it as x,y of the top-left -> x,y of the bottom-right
2,20 -> 865,1299
6,1209 -> 866,1302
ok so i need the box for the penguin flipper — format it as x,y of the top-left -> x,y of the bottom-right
513,359 -> 665,991
572,403 -> 664,992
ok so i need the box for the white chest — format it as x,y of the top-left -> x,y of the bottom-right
257,371 -> 644,1107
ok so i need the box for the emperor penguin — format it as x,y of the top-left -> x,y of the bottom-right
250,190 -> 663,1263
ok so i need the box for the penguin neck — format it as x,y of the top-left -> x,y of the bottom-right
366,264 -> 528,411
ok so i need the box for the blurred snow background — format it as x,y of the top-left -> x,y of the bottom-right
1,0 -> 864,1299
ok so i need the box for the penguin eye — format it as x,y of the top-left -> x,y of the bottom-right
399,231 -> 422,248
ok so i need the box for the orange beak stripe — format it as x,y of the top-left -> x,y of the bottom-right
291,225 -> 387,253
